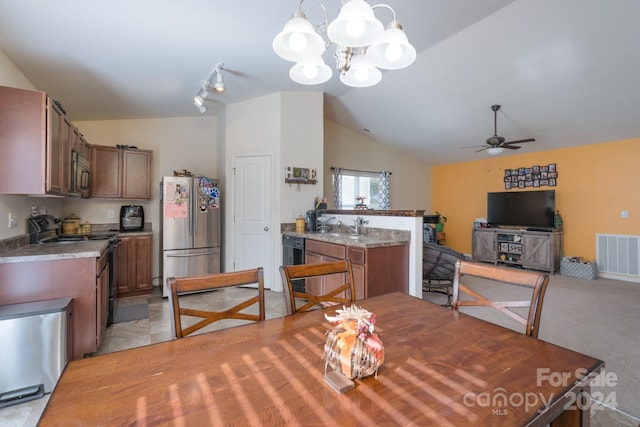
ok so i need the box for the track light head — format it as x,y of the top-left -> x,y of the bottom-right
213,72 -> 226,93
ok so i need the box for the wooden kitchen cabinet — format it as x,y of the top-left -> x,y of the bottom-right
0,85 -> 71,196
71,126 -> 91,159
0,251 -> 109,360
304,240 -> 352,298
116,234 -> 153,297
304,239 -> 409,300
91,145 -> 152,199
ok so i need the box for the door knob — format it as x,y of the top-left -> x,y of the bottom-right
264,226 -> 269,231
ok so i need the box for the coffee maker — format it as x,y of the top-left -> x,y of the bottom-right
305,210 -> 318,232
120,205 -> 144,231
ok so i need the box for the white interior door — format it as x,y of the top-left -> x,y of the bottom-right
233,154 -> 275,289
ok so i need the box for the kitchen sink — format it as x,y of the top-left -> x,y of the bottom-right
323,233 -> 373,241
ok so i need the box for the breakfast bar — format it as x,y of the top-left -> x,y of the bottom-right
39,292 -> 603,426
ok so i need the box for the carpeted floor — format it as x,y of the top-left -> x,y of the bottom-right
423,272 -> 640,423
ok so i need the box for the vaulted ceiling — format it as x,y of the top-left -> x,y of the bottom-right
1,0 -> 638,165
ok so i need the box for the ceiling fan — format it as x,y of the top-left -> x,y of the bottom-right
466,104 -> 535,154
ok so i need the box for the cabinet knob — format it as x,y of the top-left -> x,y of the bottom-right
264,226 -> 269,231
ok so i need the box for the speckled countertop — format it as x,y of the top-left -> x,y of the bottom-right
0,226 -> 153,264
282,228 -> 410,248
0,240 -> 109,264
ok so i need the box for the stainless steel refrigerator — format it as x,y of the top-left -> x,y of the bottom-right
160,176 -> 220,297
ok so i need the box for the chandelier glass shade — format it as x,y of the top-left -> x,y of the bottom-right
289,57 -> 333,84
326,0 -> 383,47
273,0 -> 415,88
340,53 -> 382,87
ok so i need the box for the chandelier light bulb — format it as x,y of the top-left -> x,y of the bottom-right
303,63 -> 319,79
355,67 -> 369,82
289,32 -> 307,52
385,43 -> 403,62
346,17 -> 366,38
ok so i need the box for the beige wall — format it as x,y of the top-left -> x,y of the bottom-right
225,91 -> 323,290
323,120 -> 432,211
66,117 -> 220,285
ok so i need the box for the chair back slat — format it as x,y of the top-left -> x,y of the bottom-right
168,268 -> 265,339
279,260 -> 356,315
451,260 -> 549,338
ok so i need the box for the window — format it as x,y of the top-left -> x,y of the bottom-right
332,169 -> 391,210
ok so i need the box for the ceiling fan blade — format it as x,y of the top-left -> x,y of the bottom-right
503,138 -> 535,145
503,145 -> 521,150
460,144 -> 487,149
475,146 -> 490,152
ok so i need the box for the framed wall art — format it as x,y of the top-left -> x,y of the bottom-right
504,163 -> 558,190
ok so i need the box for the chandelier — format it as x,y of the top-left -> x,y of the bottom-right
273,0 -> 416,87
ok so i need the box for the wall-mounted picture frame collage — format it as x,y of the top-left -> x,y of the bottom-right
504,163 -> 557,189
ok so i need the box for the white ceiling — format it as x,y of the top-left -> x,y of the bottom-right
1,0 -> 639,165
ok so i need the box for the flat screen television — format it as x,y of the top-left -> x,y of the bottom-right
487,190 -> 555,229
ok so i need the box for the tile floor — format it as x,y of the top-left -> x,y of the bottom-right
2,288 -> 637,426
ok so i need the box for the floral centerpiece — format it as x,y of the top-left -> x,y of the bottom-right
323,305 -> 384,379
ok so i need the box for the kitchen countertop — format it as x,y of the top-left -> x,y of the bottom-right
0,228 -> 153,264
0,240 -> 109,264
283,230 -> 410,248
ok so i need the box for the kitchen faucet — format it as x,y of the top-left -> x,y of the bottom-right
338,216 -> 369,235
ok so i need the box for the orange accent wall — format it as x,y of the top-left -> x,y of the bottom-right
432,139 -> 640,261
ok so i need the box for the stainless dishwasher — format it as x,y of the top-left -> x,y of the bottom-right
0,297 -> 73,408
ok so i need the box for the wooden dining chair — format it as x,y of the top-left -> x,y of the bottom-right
451,260 -> 549,338
279,260 -> 356,315
167,267 -> 265,339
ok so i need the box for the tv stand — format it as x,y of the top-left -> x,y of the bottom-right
472,228 -> 562,274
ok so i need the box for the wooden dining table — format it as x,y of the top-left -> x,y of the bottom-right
39,292 -> 603,426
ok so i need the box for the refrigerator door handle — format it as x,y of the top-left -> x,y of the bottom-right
166,251 -> 219,258
192,178 -> 198,238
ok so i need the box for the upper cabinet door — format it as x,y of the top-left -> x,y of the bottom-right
91,145 -> 122,198
122,149 -> 152,199
90,145 -> 152,199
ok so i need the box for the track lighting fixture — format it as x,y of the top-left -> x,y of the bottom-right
193,62 -> 225,113
273,1 -> 416,88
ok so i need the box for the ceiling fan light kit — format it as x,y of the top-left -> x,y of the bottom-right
273,0 -> 416,88
486,147 -> 505,155
193,62 -> 225,113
